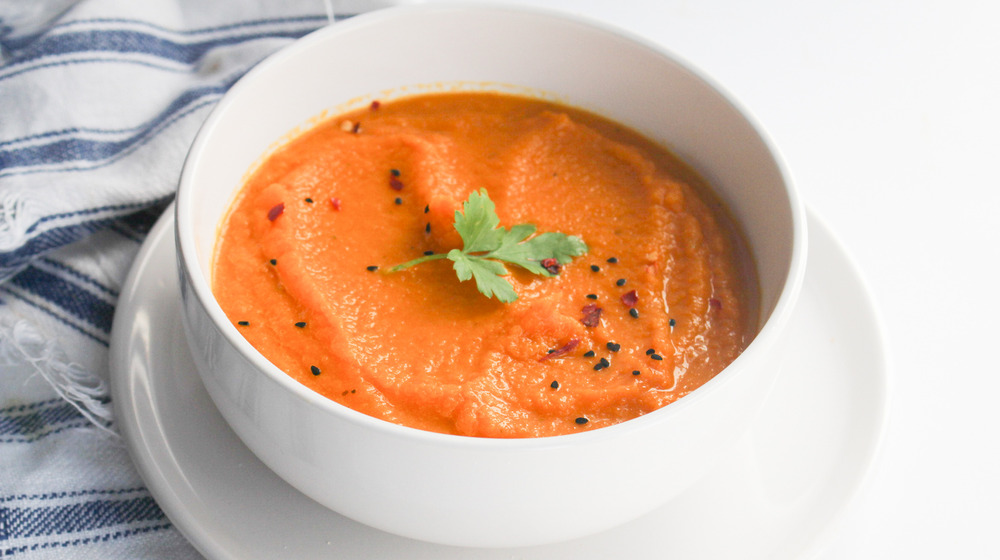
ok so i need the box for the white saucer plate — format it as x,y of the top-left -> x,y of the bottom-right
110,207 -> 889,560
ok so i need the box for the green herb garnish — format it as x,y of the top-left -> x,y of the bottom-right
388,189 -> 588,303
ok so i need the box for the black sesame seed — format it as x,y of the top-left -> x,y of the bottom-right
575,417 -> 589,425
551,380 -> 560,389
593,363 -> 605,371
651,354 -> 663,361
586,294 -> 598,300
305,197 -> 314,203
646,348 -> 656,355
629,308 -> 640,319
269,259 -> 277,265
424,205 -> 430,214
295,322 -> 306,328
583,350 -> 596,357
394,197 -> 402,205
237,321 -> 249,326
606,257 -> 619,264
310,365 -> 321,375
425,223 -> 431,233
669,318 -> 676,327
547,349 -> 557,354
616,278 -> 626,287
590,265 -> 600,272
599,357 -> 610,367
366,265 -> 379,272
606,342 -> 621,352
632,370 -> 641,376
390,168 -> 401,177
423,250 -> 434,256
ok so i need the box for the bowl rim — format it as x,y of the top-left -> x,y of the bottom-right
174,1 -> 808,449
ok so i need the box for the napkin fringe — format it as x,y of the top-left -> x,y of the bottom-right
0,317 -> 116,436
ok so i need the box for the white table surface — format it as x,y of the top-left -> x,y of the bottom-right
510,0 -> 999,558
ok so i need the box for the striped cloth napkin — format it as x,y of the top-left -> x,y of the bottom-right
0,0 -> 348,556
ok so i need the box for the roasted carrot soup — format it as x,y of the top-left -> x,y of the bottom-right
212,92 -> 758,438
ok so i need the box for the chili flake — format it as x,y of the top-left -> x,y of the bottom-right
709,298 -> 723,310
541,258 -> 561,275
370,100 -> 381,110
267,203 -> 284,221
330,197 -> 342,210
580,303 -> 602,327
390,177 -> 404,191
539,339 -> 580,362
621,290 -> 638,307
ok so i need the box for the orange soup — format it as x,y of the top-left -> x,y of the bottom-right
213,92 -> 758,438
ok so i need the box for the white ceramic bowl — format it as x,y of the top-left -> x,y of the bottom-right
176,3 -> 806,548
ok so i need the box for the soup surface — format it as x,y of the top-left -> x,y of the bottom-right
213,92 -> 758,437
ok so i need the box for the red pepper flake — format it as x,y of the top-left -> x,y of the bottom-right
538,339 -> 580,362
580,303 -> 603,328
267,203 -> 284,221
621,289 -> 638,308
541,258 -> 561,275
389,177 -> 404,191
709,298 -> 723,310
370,100 -> 381,110
330,197 -> 342,210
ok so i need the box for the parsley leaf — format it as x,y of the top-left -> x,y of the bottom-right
388,189 -> 588,303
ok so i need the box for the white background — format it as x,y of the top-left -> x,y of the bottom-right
504,0 -> 1000,557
